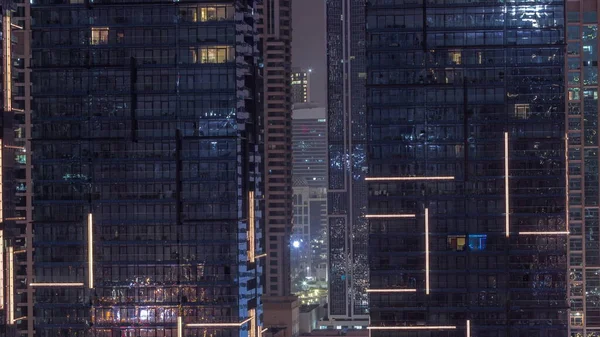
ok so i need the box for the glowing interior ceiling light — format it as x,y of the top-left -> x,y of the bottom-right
505,132 -> 510,238
248,191 -> 255,262
467,320 -> 471,337
364,214 -> 415,218
519,231 -> 570,235
88,213 -> 94,289
366,289 -> 417,293
29,283 -> 85,287
178,316 -> 183,337
367,326 -> 457,330
425,208 -> 430,295
186,317 -> 253,328
7,246 -> 13,325
365,176 -> 454,181
0,230 -> 3,310
565,134 -> 569,233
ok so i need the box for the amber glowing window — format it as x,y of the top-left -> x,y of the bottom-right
447,235 -> 466,251
448,51 -> 461,64
91,27 -> 109,45
514,104 -> 530,119
200,46 -> 234,64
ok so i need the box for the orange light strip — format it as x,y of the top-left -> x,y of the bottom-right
565,134 -> 569,233
3,145 -> 25,150
367,326 -> 456,330
3,14 -> 10,113
248,191 -> 255,263
4,217 -> 25,221
186,317 -> 253,328
255,253 -> 267,259
366,289 -> 416,293
425,208 -> 430,295
30,283 -> 85,287
0,140 -> 3,221
177,316 -> 183,337
88,213 -> 94,289
519,231 -> 570,235
0,230 -> 3,310
7,246 -> 13,324
505,132 -> 510,238
366,176 -> 454,181
364,214 -> 416,218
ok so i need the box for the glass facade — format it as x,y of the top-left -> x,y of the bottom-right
0,1 -> 18,336
566,1 -> 600,336
30,2 -> 263,337
291,106 -> 328,294
326,0 -> 369,320
366,0 -> 568,336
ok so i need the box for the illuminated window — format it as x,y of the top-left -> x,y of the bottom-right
200,46 -> 234,64
448,51 -> 461,64
514,104 -> 530,119
447,235 -> 466,251
200,6 -> 233,22
91,27 -> 109,45
468,234 -> 487,251
570,312 -> 584,326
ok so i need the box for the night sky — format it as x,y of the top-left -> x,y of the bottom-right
292,0 -> 327,106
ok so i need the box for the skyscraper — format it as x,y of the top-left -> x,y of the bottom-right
565,1 -> 599,335
326,0 -> 369,326
0,1 -> 21,335
366,1 -> 568,336
29,2 -> 263,337
291,104 -> 328,292
257,0 -> 299,336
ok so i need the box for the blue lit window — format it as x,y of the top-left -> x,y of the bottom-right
468,234 -> 487,251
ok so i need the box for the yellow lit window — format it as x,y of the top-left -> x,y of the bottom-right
570,312 -> 584,326
514,104 -> 530,119
200,46 -> 234,64
447,235 -> 466,251
449,51 -> 461,65
91,27 -> 109,45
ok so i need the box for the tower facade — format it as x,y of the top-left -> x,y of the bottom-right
257,0 -> 298,336
326,0 -> 369,324
29,2 -> 264,337
366,1 -> 568,336
565,1 -> 600,336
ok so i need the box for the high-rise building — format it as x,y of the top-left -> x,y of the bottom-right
366,1 -> 568,336
291,104 -> 327,292
292,104 -> 327,187
28,2 -> 264,337
325,0 -> 369,326
257,0 -> 299,336
0,1 -> 21,336
291,69 -> 309,105
565,2 -> 600,336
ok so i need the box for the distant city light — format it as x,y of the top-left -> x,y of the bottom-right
293,240 -> 300,248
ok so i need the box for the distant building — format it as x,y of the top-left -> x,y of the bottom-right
292,104 -> 327,186
292,68 -> 310,104
257,0 -> 298,336
291,105 -> 327,293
